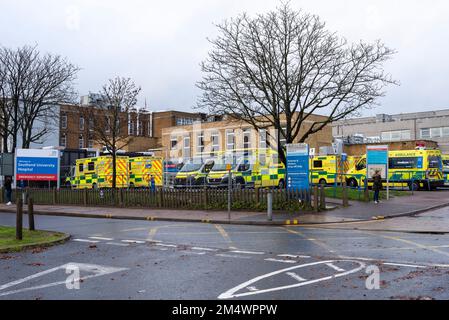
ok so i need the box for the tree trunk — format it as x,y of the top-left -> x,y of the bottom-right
112,151 -> 117,189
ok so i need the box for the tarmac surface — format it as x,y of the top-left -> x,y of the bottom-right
1,211 -> 449,300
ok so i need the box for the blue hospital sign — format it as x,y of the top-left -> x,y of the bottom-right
286,143 -> 310,190
15,148 -> 60,181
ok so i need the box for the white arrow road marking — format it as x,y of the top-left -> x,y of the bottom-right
246,286 -> 258,292
325,262 -> 346,272
218,260 -> 365,299
286,272 -> 306,282
0,263 -> 128,297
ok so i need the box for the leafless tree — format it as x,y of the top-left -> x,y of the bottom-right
85,77 -> 141,188
197,3 -> 398,164
0,45 -> 79,152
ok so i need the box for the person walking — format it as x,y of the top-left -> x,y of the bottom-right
150,175 -> 156,192
372,169 -> 383,204
4,176 -> 12,205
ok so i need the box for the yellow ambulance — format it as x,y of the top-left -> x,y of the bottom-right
206,149 -> 286,189
443,154 -> 449,185
174,158 -> 215,188
345,149 -> 444,191
128,156 -> 164,188
67,156 -> 129,189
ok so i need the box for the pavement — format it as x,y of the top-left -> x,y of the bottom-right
1,213 -> 449,299
0,190 -> 448,227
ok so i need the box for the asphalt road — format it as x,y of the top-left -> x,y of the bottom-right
1,212 -> 449,300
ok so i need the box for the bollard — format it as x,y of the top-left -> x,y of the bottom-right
28,197 -> 35,231
313,185 -> 319,212
319,184 -> 326,210
364,185 -> 370,202
227,169 -> 232,220
267,191 -> 273,221
16,198 -> 23,240
342,181 -> 349,207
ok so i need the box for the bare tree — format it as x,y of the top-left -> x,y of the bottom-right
85,77 -> 141,188
197,3 -> 397,164
0,45 -> 79,152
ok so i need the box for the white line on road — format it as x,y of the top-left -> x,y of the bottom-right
192,247 -> 218,252
216,254 -> 252,259
325,263 -> 345,272
246,286 -> 258,292
121,240 -> 146,244
278,254 -> 311,259
156,243 -> 177,248
286,272 -> 307,282
89,237 -> 114,241
230,250 -> 265,255
383,262 -> 427,269
264,258 -> 296,264
73,239 -> 99,243
105,242 -> 129,247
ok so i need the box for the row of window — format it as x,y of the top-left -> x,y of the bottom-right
380,127 -> 449,142
420,127 -> 449,139
171,128 -> 286,157
61,115 -> 152,137
60,134 -> 93,149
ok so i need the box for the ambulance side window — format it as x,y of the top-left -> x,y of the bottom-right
356,159 -> 366,171
238,163 -> 250,172
88,162 -> 95,171
313,160 -> 323,168
78,163 -> 84,173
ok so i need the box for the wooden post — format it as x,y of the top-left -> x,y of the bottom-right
0,187 -> 3,203
342,181 -> 349,207
83,188 -> 87,206
16,198 -> 23,240
120,188 -> 124,208
319,184 -> 326,210
28,196 -> 35,231
203,186 -> 208,209
364,183 -> 370,202
159,187 -> 164,208
313,185 -> 319,212
53,188 -> 57,205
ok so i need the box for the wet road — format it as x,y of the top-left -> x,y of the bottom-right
1,212 -> 449,300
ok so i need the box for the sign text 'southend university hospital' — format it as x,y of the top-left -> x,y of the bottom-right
15,149 -> 60,183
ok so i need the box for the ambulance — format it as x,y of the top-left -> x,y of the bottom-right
206,149 -> 285,189
310,155 -> 360,185
345,149 -> 444,191
66,155 -> 129,189
128,156 -> 164,188
443,154 -> 449,185
174,158 -> 215,188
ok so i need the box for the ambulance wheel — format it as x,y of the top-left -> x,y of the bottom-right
92,183 -> 97,190
65,181 -> 72,189
347,179 -> 358,188
409,181 -> 419,191
278,179 -> 285,189
234,178 -> 245,189
319,179 -> 327,186
129,182 -> 135,189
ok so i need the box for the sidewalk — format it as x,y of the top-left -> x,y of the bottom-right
0,190 -> 448,226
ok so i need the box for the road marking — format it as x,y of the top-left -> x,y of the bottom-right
383,262 -> 427,269
121,240 -> 146,244
278,254 -> 311,259
73,239 -> 99,243
358,230 -> 449,258
264,258 -> 296,264
214,224 -> 234,247
286,272 -> 306,282
146,240 -> 162,243
192,247 -> 218,252
186,251 -> 207,255
216,254 -> 251,259
89,237 -> 114,241
283,228 -> 337,254
325,263 -> 345,272
147,227 -> 158,241
0,263 -> 128,297
246,286 -> 258,292
105,242 -> 129,247
230,250 -> 265,255
156,243 -> 177,248
218,260 -> 365,299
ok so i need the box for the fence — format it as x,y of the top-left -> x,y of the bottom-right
1,187 -> 314,212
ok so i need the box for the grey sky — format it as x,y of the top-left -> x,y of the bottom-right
1,0 -> 449,116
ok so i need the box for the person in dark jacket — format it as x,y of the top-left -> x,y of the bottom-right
372,169 -> 383,204
4,176 -> 12,205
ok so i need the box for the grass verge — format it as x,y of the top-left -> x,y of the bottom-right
324,187 -> 411,201
0,225 -> 69,253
